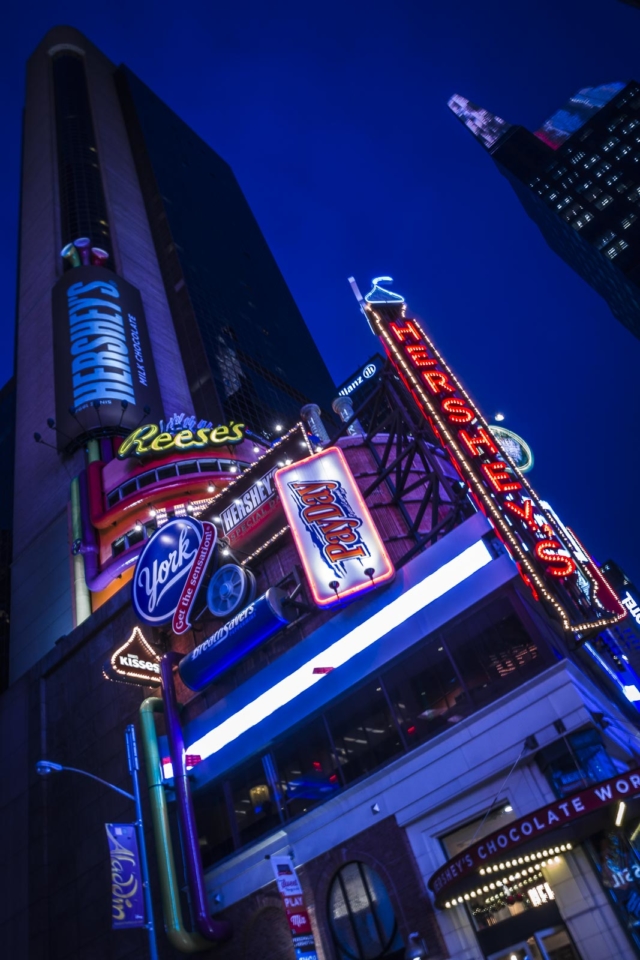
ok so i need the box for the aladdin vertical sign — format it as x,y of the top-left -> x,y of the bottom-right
362,283 -> 624,634
52,266 -> 162,449
105,823 -> 145,929
275,446 -> 394,608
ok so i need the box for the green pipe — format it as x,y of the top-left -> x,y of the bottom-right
86,438 -> 100,463
70,477 -> 92,626
139,698 -> 212,953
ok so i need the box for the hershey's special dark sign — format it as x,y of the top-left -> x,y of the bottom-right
52,266 -> 163,449
205,424 -> 311,560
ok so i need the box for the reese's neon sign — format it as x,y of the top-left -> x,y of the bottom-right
117,421 -> 245,459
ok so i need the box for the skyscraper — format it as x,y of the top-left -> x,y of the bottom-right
448,83 -> 640,341
12,26 -> 335,679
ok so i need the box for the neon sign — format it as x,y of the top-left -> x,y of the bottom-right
275,447 -> 395,608
103,626 -> 161,686
132,517 -> 215,628
364,289 -> 625,634
117,420 -> 245,459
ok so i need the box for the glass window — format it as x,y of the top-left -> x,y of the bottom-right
537,728 -> 619,798
106,490 -> 120,508
177,461 -> 198,475
383,639 -> 471,746
157,464 -> 177,480
326,682 -> 403,785
127,525 -> 145,547
111,536 -> 126,558
588,827 -> 640,954
138,471 -> 157,488
199,459 -> 219,472
328,862 -> 403,960
444,600 -> 545,709
273,716 -> 341,819
595,194 -> 613,209
228,757 -> 282,848
121,480 -> 137,498
193,784 -> 235,868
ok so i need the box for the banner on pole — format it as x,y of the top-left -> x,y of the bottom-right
270,855 -> 319,959
105,823 -> 146,929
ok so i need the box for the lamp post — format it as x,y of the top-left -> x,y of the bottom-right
36,723 -> 158,960
405,931 -> 429,959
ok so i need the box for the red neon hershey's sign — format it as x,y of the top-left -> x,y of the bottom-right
365,303 -> 624,634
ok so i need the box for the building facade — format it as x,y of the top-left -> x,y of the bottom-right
12,26 -> 335,682
2,262 -> 640,960
4,24 -> 640,960
448,82 -> 640,341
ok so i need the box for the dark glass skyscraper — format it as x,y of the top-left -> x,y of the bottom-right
115,67 -> 336,435
11,27 -> 336,679
448,82 -> 640,340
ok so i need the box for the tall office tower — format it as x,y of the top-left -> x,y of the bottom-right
448,84 -> 640,340
12,26 -> 335,680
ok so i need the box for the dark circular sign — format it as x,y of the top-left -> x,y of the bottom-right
132,517 -> 203,625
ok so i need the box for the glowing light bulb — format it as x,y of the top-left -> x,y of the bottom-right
149,509 -> 157,517
275,424 -> 283,432
494,412 -> 505,422
207,484 -> 215,493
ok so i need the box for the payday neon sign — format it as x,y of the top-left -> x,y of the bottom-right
364,292 -> 624,634
275,446 -> 395,608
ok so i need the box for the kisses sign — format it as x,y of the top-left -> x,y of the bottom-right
132,517 -> 216,632
275,446 -> 394,608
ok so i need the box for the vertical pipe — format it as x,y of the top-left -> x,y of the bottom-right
138,698 -> 210,953
87,438 -> 100,463
161,653 -> 231,943
70,477 -> 91,625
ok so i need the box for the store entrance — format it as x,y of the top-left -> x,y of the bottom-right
488,924 -> 580,960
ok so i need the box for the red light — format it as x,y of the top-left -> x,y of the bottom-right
534,539 -> 577,578
390,320 -> 421,343
459,427 -> 498,458
405,344 -> 437,368
406,725 -> 416,735
481,461 -> 522,493
329,774 -> 338,782
312,761 -> 322,771
422,370 -> 455,395
442,398 -> 474,423
504,498 -> 538,531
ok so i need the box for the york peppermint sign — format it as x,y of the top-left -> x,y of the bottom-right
52,266 -> 162,450
132,517 -> 216,632
275,446 -> 395,608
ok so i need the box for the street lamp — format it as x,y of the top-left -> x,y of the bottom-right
36,724 -> 158,960
405,931 -> 429,959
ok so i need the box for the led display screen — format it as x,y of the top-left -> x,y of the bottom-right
534,83 -> 626,149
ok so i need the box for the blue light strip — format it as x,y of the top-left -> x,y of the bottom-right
178,539 -> 493,769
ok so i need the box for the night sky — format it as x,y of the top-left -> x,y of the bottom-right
2,0 -> 639,583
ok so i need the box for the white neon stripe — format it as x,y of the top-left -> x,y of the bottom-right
180,540 -> 492,766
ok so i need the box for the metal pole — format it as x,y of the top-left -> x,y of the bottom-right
126,723 -> 159,960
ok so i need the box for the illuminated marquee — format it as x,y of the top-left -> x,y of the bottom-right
275,446 -> 395,608
364,296 -> 624,634
117,420 -> 245,459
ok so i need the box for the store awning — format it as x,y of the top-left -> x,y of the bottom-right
427,765 -> 640,907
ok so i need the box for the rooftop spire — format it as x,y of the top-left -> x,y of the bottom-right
447,94 -> 512,151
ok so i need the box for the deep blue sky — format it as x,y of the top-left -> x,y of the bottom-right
2,0 -> 639,582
